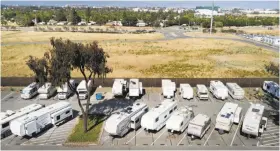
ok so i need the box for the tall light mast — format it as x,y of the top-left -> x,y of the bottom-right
210,0 -> 214,35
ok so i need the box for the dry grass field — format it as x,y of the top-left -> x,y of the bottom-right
184,32 -> 242,39
222,26 -> 280,36
1,37 -> 278,78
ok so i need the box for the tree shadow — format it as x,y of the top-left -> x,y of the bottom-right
262,94 -> 279,110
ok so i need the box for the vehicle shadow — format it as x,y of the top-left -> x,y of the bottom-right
262,94 -> 279,110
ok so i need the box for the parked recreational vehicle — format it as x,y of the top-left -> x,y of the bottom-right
21,82 -> 40,99
187,114 -> 211,139
226,83 -> 245,100
57,80 -> 76,100
215,102 -> 242,133
196,84 -> 208,100
129,79 -> 143,98
10,101 -> 72,137
162,79 -> 176,99
263,81 -> 279,99
166,106 -> 194,133
141,99 -> 177,131
104,102 -> 148,137
1,104 -> 44,138
209,81 -> 228,100
112,79 -> 128,96
38,83 -> 57,99
179,84 -> 193,99
242,104 -> 267,137
77,80 -> 93,100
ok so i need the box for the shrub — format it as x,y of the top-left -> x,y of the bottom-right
221,29 -> 237,33
202,28 -> 217,33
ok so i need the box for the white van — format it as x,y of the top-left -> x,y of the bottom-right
77,80 -> 93,100
209,81 -> 228,100
226,83 -> 245,100
21,82 -> 40,99
196,84 -> 208,100
179,84 -> 193,100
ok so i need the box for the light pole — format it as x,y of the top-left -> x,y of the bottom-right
210,0 -> 214,35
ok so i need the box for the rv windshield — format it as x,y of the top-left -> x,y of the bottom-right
79,91 -> 87,94
22,89 -> 30,94
199,92 -> 207,95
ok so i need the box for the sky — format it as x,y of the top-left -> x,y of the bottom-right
1,1 -> 279,9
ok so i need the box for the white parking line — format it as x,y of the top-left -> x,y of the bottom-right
263,138 -> 279,143
266,128 -> 280,132
177,133 -> 187,146
262,135 -> 278,139
230,115 -> 243,146
261,142 -> 280,146
266,125 -> 279,129
262,132 -> 279,136
150,129 -> 166,145
203,126 -> 215,146
2,92 -> 14,101
125,128 -> 143,144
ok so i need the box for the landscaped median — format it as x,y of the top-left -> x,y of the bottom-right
65,114 -> 105,146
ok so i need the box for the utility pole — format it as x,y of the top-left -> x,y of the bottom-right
210,0 -> 214,35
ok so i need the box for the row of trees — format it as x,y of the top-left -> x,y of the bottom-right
27,38 -> 112,133
2,6 -> 279,27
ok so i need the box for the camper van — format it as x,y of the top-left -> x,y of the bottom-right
242,103 -> 267,137
10,101 -> 72,137
77,80 -> 93,100
141,99 -> 177,131
129,79 -> 143,98
166,106 -> 194,133
104,102 -> 148,137
215,102 -> 242,133
196,84 -> 208,100
112,79 -> 128,96
226,83 -> 244,100
209,81 -> 228,100
21,82 -> 40,99
179,84 -> 193,100
1,104 -> 44,138
187,114 -> 211,139
38,83 -> 57,99
263,81 -> 279,99
162,79 -> 176,99
57,80 -> 76,100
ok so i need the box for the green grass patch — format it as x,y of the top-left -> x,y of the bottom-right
66,115 -> 105,143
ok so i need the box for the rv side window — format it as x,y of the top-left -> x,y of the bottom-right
56,115 -> 61,120
174,106 -> 177,110
2,122 -> 9,128
180,122 -> 183,126
155,117 -> 159,122
135,118 -> 140,123
169,109 -> 173,114
66,110 -> 70,114
144,108 -> 148,113
164,115 -> 167,118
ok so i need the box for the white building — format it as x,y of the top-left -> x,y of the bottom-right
194,9 -> 225,18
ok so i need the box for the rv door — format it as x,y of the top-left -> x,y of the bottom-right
25,121 -> 37,136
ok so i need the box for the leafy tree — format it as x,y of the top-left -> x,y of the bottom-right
54,9 -> 67,21
265,62 -> 279,77
85,7 -> 91,23
26,55 -> 49,86
68,8 -> 81,25
214,21 -> 223,28
15,13 -> 34,26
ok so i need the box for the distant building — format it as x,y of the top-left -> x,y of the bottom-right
136,20 -> 146,27
47,19 -> 57,25
57,21 -> 67,26
194,9 -> 225,18
106,21 -> 122,26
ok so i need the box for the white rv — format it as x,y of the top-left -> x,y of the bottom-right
129,79 -> 143,98
1,104 -> 44,138
10,101 -> 72,137
166,106 -> 194,133
21,82 -> 40,99
263,81 -> 279,99
112,79 -> 128,96
104,102 -> 148,137
57,79 -> 76,100
226,83 -> 245,100
242,103 -> 267,137
209,81 -> 228,100
162,79 -> 176,99
179,84 -> 193,99
187,114 -> 211,139
77,80 -> 93,100
196,84 -> 208,100
215,102 -> 242,133
141,99 -> 177,131
38,83 -> 57,99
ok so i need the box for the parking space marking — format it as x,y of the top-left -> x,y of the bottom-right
203,126 -> 215,146
230,115 -> 243,146
262,132 -> 279,136
263,138 -> 279,143
266,128 -> 280,132
125,128 -> 143,144
261,142 -> 280,146
177,133 -> 187,146
2,92 -> 14,101
262,135 -> 278,139
150,129 -> 166,145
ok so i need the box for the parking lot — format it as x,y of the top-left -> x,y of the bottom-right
1,86 -> 279,149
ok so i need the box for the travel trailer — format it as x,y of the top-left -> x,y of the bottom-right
166,106 -> 194,133
242,103 -> 267,137
179,84 -> 194,99
57,79 -> 76,100
77,80 -> 93,100
209,81 -> 228,100
129,79 -> 143,98
196,84 -> 208,100
1,104 -> 44,138
38,83 -> 57,99
112,79 -> 128,96
10,101 -> 72,137
21,82 -> 40,99
226,83 -> 245,100
104,102 -> 148,137
162,79 -> 176,99
141,99 -> 177,131
215,102 -> 242,133
187,114 -> 211,139
263,81 -> 279,99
